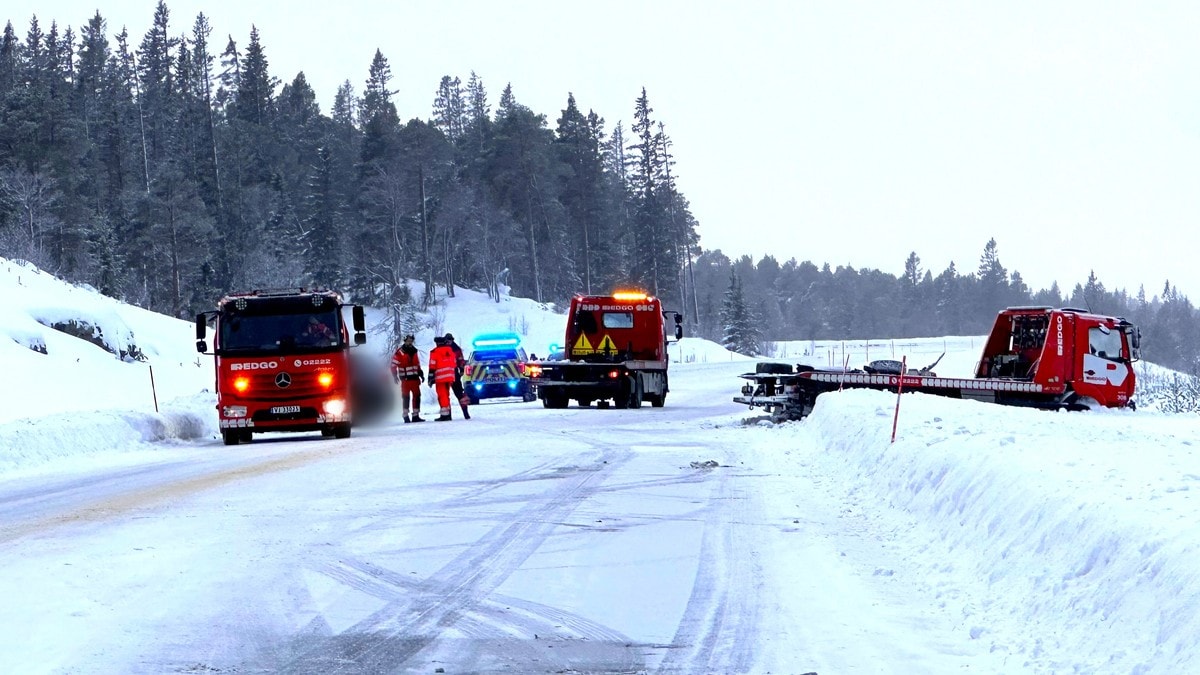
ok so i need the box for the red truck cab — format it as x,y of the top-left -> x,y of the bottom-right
974,306 -> 1139,409
535,291 -> 683,409
196,289 -> 366,445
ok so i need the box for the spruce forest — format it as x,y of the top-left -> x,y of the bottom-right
1,4 -> 1197,374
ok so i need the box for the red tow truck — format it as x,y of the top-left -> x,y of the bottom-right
196,289 -> 367,444
734,306 -> 1141,421
531,291 -> 683,409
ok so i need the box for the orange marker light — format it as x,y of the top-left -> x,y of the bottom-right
233,377 -> 250,393
318,372 -> 334,388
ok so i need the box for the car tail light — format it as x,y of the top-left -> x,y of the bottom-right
517,362 -> 526,375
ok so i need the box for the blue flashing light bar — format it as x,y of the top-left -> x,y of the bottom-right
473,332 -> 522,348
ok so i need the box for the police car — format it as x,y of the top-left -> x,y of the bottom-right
462,333 -> 536,404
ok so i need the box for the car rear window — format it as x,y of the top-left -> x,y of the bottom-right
472,349 -> 519,362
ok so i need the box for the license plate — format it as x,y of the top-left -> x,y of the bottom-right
270,405 -> 301,414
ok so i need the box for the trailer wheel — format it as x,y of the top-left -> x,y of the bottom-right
756,362 -> 793,375
544,392 -> 569,409
647,392 -> 666,407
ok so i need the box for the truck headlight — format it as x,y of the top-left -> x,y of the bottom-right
222,405 -> 248,418
323,399 -> 347,416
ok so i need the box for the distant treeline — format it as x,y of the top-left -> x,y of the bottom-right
1,4 -> 1195,373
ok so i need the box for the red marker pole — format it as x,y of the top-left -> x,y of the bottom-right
891,356 -> 906,443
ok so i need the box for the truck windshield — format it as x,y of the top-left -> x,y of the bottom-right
602,312 -> 634,329
1088,326 -> 1124,361
218,308 -> 343,354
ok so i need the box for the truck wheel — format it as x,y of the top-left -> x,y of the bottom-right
756,362 -> 793,374
544,392 -> 569,409
629,375 -> 643,409
222,430 -> 241,446
333,424 -> 352,439
648,392 -> 666,407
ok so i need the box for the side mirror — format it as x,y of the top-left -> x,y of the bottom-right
351,305 -> 367,345
675,325 -> 683,340
195,313 -> 209,353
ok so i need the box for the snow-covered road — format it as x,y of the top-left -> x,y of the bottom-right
5,358 -> 1197,673
1,363 -> 826,673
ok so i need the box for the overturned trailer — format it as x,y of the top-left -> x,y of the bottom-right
734,306 -> 1140,422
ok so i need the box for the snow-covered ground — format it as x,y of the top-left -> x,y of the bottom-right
3,257 -> 1199,673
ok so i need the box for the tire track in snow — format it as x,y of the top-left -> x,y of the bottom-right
272,441 -> 648,673
657,461 -> 763,674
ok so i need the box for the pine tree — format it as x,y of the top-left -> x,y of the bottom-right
233,26 -> 274,126
555,93 -> 613,294
626,89 -> 680,300
358,49 -> 398,174
463,71 -> 490,156
485,84 -> 567,303
720,270 -> 759,356
431,75 -> 465,142
975,237 -> 1008,324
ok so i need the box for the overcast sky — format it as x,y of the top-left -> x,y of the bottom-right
12,1 -> 1200,299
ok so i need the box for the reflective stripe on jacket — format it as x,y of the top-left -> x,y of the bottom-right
391,348 -> 423,380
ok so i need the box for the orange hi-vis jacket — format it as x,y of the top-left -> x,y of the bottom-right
391,346 -> 423,381
428,344 -> 459,384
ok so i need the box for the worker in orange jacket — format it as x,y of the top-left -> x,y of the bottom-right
390,334 -> 425,423
427,336 -> 460,421
443,332 -> 470,419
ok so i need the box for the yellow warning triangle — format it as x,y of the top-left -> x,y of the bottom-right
596,334 -> 617,353
573,333 -> 594,354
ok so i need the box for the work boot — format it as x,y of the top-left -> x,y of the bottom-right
436,414 -> 452,422
461,404 -> 471,420
411,415 -> 425,423
403,415 -> 411,423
